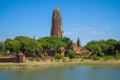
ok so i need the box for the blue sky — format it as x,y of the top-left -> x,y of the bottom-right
0,0 -> 120,46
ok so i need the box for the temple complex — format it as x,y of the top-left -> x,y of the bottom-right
51,8 -> 90,56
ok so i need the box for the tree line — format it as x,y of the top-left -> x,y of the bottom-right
0,36 -> 73,55
0,36 -> 120,60
84,39 -> 120,57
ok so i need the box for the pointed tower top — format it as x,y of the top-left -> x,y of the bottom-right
54,8 -> 60,12
77,37 -> 81,47
55,8 -> 60,11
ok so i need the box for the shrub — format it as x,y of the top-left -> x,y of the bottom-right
115,53 -> 120,60
55,54 -> 62,60
35,57 -> 41,62
83,55 -> 90,59
75,55 -> 80,58
67,51 -> 76,59
103,56 -> 109,61
28,57 -> 34,61
92,55 -> 100,61
103,56 -> 113,61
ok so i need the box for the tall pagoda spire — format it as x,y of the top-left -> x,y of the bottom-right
51,8 -> 64,38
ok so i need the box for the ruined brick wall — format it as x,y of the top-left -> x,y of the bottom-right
72,38 -> 91,55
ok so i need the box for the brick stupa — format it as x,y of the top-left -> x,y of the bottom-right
51,8 -> 64,38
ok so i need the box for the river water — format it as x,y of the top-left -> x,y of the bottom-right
0,65 -> 120,80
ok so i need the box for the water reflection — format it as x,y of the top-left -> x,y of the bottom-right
0,65 -> 120,80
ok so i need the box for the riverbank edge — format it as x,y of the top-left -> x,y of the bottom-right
0,60 -> 120,70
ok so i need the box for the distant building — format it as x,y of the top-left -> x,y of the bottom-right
77,37 -> 81,47
51,8 -> 64,38
73,38 -> 91,56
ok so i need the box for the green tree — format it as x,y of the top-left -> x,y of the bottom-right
62,37 -> 73,49
115,41 -> 120,53
4,39 -> 20,53
37,36 -> 67,50
67,51 -> 75,61
92,54 -> 100,61
115,53 -> 120,60
0,41 -> 5,54
14,36 -> 42,53
84,39 -> 120,56
84,41 -> 102,56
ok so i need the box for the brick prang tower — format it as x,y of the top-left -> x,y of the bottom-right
51,8 -> 64,38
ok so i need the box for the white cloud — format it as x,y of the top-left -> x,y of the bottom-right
65,26 -> 106,36
90,31 -> 105,35
64,25 -> 115,46
64,31 -> 80,36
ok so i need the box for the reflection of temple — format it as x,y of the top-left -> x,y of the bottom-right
73,38 -> 91,56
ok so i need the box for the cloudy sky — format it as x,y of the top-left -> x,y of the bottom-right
0,0 -> 120,45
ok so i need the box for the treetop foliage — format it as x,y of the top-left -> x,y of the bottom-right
0,36 -> 73,54
84,39 -> 120,56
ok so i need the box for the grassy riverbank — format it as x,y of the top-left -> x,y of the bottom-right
0,59 -> 120,70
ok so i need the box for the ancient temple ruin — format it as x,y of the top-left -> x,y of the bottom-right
51,8 -> 64,38
73,38 -> 91,56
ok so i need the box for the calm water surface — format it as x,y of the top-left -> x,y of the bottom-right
0,65 -> 120,80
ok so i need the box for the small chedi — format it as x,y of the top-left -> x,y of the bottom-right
51,8 -> 64,38
73,38 -> 91,56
